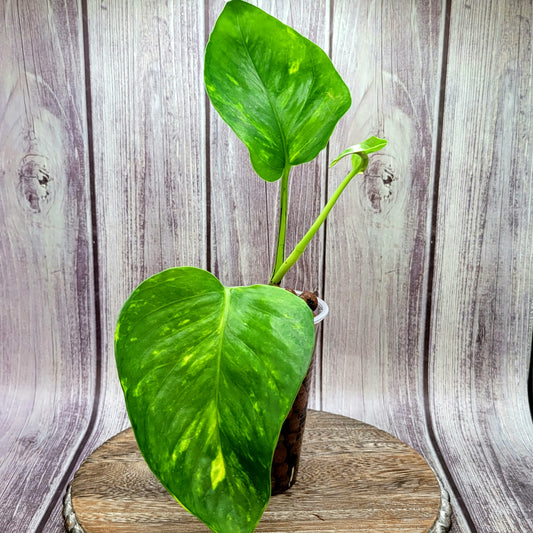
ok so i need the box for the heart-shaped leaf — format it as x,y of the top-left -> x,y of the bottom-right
115,267 -> 315,532
204,0 -> 351,182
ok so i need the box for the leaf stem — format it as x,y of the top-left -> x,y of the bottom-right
270,154 -> 368,285
269,165 -> 291,285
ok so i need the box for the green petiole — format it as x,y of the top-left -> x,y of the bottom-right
268,136 -> 387,285
269,152 -> 369,286
269,165 -> 291,285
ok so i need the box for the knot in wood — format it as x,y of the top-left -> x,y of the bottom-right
18,154 -> 52,213
363,158 -> 397,214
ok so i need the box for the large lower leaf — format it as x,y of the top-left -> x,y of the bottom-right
204,0 -> 351,182
115,267 -> 315,532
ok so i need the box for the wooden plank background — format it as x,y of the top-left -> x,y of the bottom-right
1,1 -> 531,532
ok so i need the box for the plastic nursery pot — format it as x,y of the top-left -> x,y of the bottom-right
271,295 -> 329,495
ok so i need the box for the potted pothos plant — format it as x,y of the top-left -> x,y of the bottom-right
114,1 -> 386,532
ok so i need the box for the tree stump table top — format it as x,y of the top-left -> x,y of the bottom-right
64,410 -> 451,532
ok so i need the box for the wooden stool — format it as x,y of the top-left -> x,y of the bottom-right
64,411 -> 451,532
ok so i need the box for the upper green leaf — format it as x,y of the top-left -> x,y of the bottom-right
204,0 -> 351,182
115,267 -> 315,532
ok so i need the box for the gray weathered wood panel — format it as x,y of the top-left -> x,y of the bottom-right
428,1 -> 533,531
78,0 -> 208,491
0,0 -> 96,531
32,0 -> 210,528
0,1 -> 531,532
323,0 -> 440,442
320,2 -> 469,531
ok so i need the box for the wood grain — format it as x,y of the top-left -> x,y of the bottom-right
322,0 -> 440,443
67,411 -> 445,533
320,3 -> 473,531
316,3 -> 470,529
41,0 -> 210,528
85,0 -> 206,472
428,1 -> 533,531
0,0 -> 96,531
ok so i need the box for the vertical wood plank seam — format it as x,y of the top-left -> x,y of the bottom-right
318,0 -> 334,412
36,0 -> 103,528
204,0 -> 212,273
529,333 -> 533,419
264,179 -> 272,275
422,1 -> 477,531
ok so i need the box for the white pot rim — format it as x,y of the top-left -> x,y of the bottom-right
313,296 -> 329,325
294,290 -> 329,325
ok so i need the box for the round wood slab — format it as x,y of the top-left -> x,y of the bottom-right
64,411 -> 451,532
